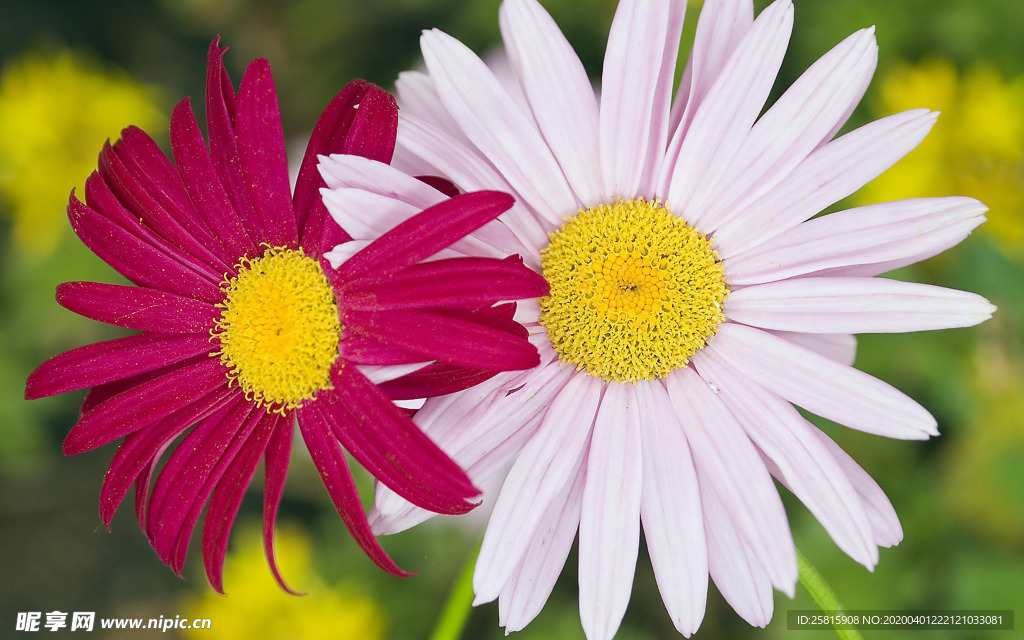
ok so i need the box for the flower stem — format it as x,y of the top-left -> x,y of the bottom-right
428,541 -> 480,640
796,547 -> 865,640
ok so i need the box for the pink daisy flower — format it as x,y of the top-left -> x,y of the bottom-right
24,39 -> 547,592
320,0 -> 996,637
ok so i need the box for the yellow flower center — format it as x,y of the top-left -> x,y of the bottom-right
213,246 -> 341,412
539,199 -> 728,382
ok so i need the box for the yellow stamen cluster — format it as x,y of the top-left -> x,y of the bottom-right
539,199 -> 728,382
213,246 -> 341,412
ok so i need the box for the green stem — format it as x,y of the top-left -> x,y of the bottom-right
428,541 -> 480,640
796,547 -> 865,640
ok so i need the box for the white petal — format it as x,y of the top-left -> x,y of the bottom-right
323,239 -> 371,269
699,27 -> 878,229
421,29 -> 577,226
664,0 -> 793,225
579,383 -> 643,640
498,456 -> 587,633
318,153 -> 447,205
371,351 -> 566,534
637,380 -> 708,637
321,187 -> 418,240
355,362 -> 430,385
666,367 -> 797,594
712,109 -> 939,258
701,481 -> 775,627
724,197 -> 988,284
397,112 -> 550,256
500,0 -> 605,205
765,331 -> 857,366
812,428 -> 903,548
725,277 -> 996,334
692,350 -> 878,568
599,0 -> 673,198
395,70 -> 474,147
474,371 -> 602,604
708,322 -> 938,439
321,153 -> 534,264
665,0 -> 754,153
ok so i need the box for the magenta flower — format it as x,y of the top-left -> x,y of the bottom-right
24,39 -> 546,592
322,0 -> 995,637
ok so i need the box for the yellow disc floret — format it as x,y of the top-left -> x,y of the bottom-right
213,246 -> 340,412
539,199 -> 728,382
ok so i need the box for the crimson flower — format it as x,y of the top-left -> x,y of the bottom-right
25,39 -> 546,592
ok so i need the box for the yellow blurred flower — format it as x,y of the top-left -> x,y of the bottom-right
858,58 -> 1024,258
0,50 -> 162,255
181,524 -> 387,640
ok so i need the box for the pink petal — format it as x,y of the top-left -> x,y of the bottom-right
500,0 -> 604,204
579,383 -> 643,640
701,482 -> 774,627
636,380 -> 708,636
692,351 -> 878,567
665,0 -> 793,226
713,109 -> 939,257
708,322 -> 938,439
599,0 -> 682,199
420,28 -> 577,225
26,333 -> 212,400
665,0 -> 753,159
98,139 -> 232,274
724,197 -> 987,284
725,276 -> 995,333
319,157 -> 532,263
765,331 -> 857,366
296,410 -> 411,578
474,372 -> 601,604
699,27 -> 878,229
498,457 -> 586,633
812,428 -> 903,547
396,112 -> 551,252
666,367 -> 797,594
234,58 -> 298,247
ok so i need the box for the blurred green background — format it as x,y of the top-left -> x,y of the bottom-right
1,0 -> 1022,638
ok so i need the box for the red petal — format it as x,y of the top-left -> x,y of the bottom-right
234,58 -> 297,247
202,409 -> 278,592
63,357 -> 229,455
296,409 -> 411,577
170,97 -> 257,260
55,281 -> 220,334
26,333 -> 213,400
262,416 -> 302,594
341,256 -> 547,311
296,80 -> 398,254
333,190 -> 515,281
316,364 -> 478,514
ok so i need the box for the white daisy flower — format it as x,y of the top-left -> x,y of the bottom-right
318,0 -> 995,637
